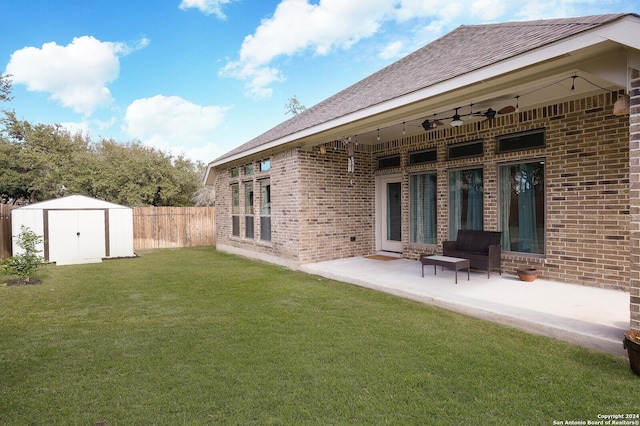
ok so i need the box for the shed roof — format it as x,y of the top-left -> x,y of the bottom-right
210,13 -> 635,167
15,195 -> 131,210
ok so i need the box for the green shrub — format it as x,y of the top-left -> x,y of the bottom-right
1,225 -> 44,283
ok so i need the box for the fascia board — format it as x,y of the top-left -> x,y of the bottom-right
203,163 -> 216,186
593,16 -> 640,50
210,20 -> 636,169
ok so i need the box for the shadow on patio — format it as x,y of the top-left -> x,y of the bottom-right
300,256 -> 630,356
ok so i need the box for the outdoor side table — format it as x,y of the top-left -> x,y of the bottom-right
421,255 -> 470,284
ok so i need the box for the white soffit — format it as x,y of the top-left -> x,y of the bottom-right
594,16 -> 640,50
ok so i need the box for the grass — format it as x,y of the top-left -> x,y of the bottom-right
0,247 -> 638,425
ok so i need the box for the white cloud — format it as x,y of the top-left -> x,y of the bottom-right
221,0 -> 608,98
5,36 -> 149,116
123,95 -> 230,162
378,41 -> 405,60
179,0 -> 236,19
220,0 -> 393,98
58,121 -> 91,136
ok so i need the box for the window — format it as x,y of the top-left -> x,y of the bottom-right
231,168 -> 239,178
499,161 -> 545,254
244,164 -> 254,175
378,155 -> 401,169
449,168 -> 483,239
409,149 -> 437,165
244,182 -> 254,239
260,159 -> 271,172
497,129 -> 545,153
410,173 -> 437,244
447,140 -> 483,160
231,184 -> 240,236
260,180 -> 271,241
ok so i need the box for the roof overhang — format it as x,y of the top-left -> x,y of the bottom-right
204,15 -> 640,185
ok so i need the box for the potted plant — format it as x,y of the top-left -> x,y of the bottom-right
516,267 -> 538,282
623,330 -> 640,376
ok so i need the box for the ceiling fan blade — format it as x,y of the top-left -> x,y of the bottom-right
498,105 -> 516,114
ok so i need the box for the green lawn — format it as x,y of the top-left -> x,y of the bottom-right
1,247 -> 638,425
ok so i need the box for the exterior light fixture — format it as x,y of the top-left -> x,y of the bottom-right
613,94 -> 630,115
377,128 -> 380,141
450,108 -> 463,127
421,119 -> 432,130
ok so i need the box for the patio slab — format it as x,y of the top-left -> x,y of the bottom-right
299,256 -> 630,356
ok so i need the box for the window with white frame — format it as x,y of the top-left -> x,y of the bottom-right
448,168 -> 483,239
410,173 -> 437,244
499,161 -> 545,254
244,181 -> 254,239
260,180 -> 271,241
231,184 -> 240,237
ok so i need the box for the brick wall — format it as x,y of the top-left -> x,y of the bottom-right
214,144 -> 375,264
296,143 -> 374,263
214,150 -> 301,264
215,92 -> 631,292
629,67 -> 640,330
370,92 -> 630,290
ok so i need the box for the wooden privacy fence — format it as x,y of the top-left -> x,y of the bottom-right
133,206 -> 216,251
0,204 -> 17,259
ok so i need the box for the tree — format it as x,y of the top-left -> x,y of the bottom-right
0,137 -> 32,203
191,164 -> 216,206
0,74 -> 207,207
0,111 -> 92,203
88,140 -> 202,206
0,73 -> 12,103
1,226 -> 45,284
285,95 -> 306,115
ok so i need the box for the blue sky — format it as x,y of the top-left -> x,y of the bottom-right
2,1 -> 639,164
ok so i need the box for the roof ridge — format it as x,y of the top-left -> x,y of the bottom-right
458,13 -> 633,29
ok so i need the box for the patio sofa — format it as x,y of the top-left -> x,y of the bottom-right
442,230 -> 502,278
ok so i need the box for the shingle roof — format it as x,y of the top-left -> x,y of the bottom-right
214,13 -> 630,163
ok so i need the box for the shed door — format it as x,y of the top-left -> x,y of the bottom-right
48,210 -> 106,264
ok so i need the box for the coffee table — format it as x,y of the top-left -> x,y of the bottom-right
421,255 -> 470,284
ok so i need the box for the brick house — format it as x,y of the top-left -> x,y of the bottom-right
204,14 -> 640,330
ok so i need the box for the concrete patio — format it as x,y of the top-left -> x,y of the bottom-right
299,255 -> 630,356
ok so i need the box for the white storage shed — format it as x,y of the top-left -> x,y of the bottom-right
12,195 -> 135,265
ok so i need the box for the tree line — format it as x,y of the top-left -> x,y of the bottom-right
0,74 -> 213,206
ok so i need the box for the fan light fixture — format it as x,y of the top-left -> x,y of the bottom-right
450,108 -> 463,127
484,108 -> 497,120
341,74 -> 621,142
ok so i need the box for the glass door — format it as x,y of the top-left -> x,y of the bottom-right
376,175 -> 403,253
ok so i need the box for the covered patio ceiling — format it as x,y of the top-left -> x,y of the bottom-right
297,42 -> 632,148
